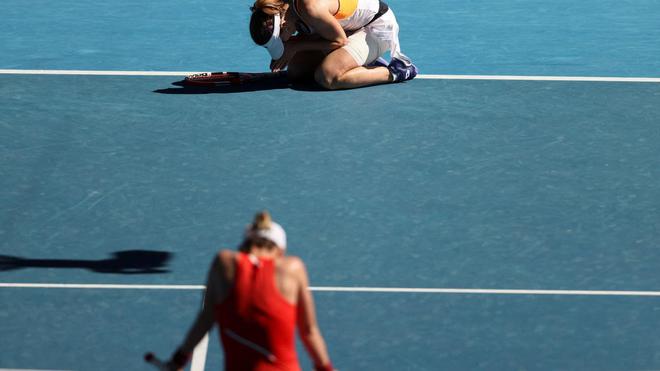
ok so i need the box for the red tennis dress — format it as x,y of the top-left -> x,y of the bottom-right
216,253 -> 300,371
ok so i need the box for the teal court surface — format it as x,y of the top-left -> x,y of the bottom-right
2,0 -> 660,370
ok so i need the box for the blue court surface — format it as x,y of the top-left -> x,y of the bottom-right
2,0 -> 660,370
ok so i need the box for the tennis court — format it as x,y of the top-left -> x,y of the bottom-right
2,0 -> 660,370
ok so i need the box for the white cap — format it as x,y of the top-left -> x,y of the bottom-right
246,221 -> 287,249
262,13 -> 284,60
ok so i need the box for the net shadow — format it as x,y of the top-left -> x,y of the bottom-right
0,250 -> 173,274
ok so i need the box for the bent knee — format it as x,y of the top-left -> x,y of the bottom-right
314,67 -> 341,90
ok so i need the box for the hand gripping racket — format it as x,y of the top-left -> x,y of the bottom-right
144,352 -> 170,370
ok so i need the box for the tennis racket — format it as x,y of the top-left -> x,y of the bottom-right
182,71 -> 287,86
144,352 -> 170,370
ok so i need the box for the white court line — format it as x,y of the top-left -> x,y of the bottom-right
312,287 -> 660,297
418,74 -> 660,83
0,69 -> 195,76
2,283 -> 660,297
0,283 -> 205,290
190,332 -> 209,371
0,69 -> 659,83
189,292 -> 209,371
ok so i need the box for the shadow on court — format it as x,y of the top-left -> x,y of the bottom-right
0,250 -> 173,274
153,79 -> 326,94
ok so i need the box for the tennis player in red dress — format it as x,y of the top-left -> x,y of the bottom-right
163,211 -> 334,371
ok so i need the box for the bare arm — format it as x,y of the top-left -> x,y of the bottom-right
296,260 -> 333,370
271,0 -> 348,71
169,254 -> 230,369
299,0 -> 348,47
178,259 -> 218,353
288,33 -> 342,54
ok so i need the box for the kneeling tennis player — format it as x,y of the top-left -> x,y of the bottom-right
250,0 -> 418,89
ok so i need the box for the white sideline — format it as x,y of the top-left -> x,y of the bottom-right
2,283 -> 660,297
3,283 -> 660,371
418,74 -> 660,83
1,69 -> 659,83
0,69 -> 195,76
190,333 -> 209,371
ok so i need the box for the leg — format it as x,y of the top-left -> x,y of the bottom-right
314,47 -> 391,90
314,28 -> 393,90
287,51 -> 325,83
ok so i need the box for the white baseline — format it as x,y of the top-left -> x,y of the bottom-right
1,283 -> 660,297
1,69 -> 659,83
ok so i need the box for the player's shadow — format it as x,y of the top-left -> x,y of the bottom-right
0,250 -> 172,274
154,78 -> 326,94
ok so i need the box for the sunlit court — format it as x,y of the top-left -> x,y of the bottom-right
2,0 -> 660,370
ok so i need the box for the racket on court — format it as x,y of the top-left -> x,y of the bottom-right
182,71 -> 287,87
144,352 -> 170,370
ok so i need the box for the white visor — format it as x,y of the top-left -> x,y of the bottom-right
262,13 -> 284,60
245,221 -> 287,250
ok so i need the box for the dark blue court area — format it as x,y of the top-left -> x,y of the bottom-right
2,0 -> 660,370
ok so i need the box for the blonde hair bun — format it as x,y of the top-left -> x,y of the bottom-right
253,210 -> 272,230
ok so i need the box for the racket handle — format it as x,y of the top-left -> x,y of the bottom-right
144,352 -> 169,370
